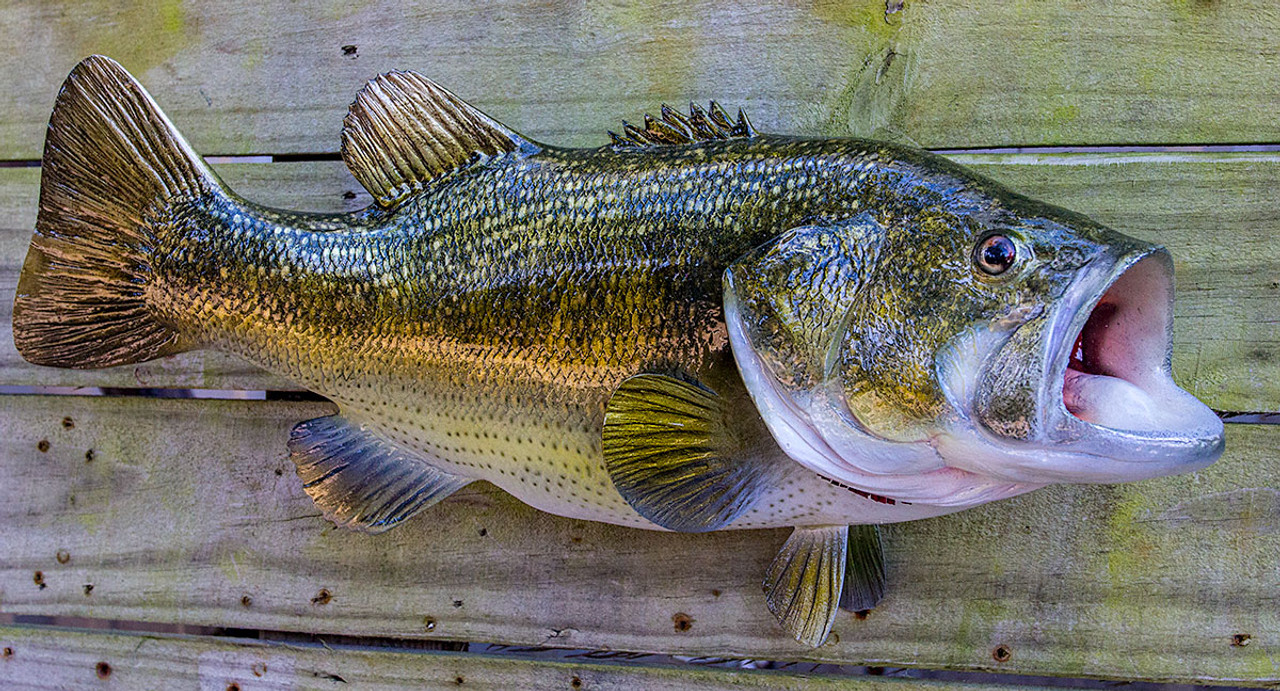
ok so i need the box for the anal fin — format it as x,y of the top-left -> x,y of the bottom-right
289,414 -> 470,533
765,525 -> 847,647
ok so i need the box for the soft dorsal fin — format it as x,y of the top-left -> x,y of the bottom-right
602,374 -> 780,532
609,102 -> 757,148
341,70 -> 537,207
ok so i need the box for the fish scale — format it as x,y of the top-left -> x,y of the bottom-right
146,139 -> 899,528
14,56 -> 1223,646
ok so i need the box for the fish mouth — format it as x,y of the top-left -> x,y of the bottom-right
1059,251 -> 1175,430
1042,247 -> 1224,473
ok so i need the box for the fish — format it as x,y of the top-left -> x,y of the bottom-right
13,56 -> 1225,647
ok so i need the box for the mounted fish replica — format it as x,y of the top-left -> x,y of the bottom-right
14,56 -> 1224,646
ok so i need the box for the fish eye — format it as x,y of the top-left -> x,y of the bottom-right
974,234 -> 1017,276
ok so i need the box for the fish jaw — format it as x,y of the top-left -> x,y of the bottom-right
942,244 -> 1224,484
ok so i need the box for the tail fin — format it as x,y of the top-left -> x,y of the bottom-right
13,55 -> 218,368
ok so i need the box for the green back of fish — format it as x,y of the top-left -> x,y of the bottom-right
153,137 -> 881,407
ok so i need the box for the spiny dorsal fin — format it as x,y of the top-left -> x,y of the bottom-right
289,413 -> 471,533
602,374 -> 779,532
341,70 -> 538,207
765,525 -> 848,647
608,101 -> 756,148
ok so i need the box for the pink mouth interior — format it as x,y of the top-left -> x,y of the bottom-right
1061,255 -> 1172,430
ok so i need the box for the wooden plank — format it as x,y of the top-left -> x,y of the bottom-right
3,1 -> 1280,159
0,626 -> 1043,691
3,153 -> 1277,412
0,395 -> 1275,685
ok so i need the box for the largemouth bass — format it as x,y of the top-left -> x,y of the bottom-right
14,56 -> 1224,646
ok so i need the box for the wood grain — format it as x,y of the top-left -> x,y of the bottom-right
0,625 -> 1052,690
2,1 -> 1279,159
0,395 -> 1274,685
3,153 -> 1276,412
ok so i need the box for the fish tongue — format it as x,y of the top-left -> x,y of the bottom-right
1063,369 -> 1162,431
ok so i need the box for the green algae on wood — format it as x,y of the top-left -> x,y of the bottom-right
3,1 -> 1280,157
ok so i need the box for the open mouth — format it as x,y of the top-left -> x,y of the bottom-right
1060,252 -> 1179,432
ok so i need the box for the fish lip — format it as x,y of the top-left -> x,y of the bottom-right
1041,245 -> 1225,463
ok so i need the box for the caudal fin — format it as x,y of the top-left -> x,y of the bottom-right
13,55 -> 219,368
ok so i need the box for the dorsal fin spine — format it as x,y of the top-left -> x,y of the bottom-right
610,101 -> 758,149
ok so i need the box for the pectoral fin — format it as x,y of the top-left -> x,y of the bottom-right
289,414 -> 471,533
602,374 -> 778,532
765,525 -> 848,647
839,524 -> 887,613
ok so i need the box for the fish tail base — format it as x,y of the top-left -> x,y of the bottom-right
14,55 -> 219,368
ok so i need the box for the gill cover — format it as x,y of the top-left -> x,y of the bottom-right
724,214 -> 1036,507
724,214 -> 884,403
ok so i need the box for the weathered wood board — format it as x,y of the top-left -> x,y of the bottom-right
0,626 -> 1062,691
2,1 -> 1280,158
3,0 -> 1279,687
0,395 -> 1275,685
2,154 -> 1277,412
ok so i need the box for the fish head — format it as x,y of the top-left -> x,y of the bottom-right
724,161 -> 1223,507
936,204 -> 1225,485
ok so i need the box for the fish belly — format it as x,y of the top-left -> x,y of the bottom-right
330,377 -> 658,528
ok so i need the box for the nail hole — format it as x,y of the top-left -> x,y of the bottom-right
241,594 -> 253,607
423,616 -> 436,632
342,190 -> 357,200
37,439 -> 50,453
85,449 -> 95,463
710,589 -> 721,598
274,468 -> 283,476
33,571 -> 45,589
61,417 -> 74,429
341,44 -> 358,57
2,647 -> 13,658
311,588 -> 332,605
571,677 -> 582,689
96,661 -> 112,679
251,661 -> 267,677
992,644 -> 1013,662
454,676 -> 465,685
671,612 -> 693,633
478,528 -> 487,537
227,683 -> 241,691
452,600 -> 463,608
56,550 -> 70,565
83,584 -> 94,596
1231,633 -> 1252,647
